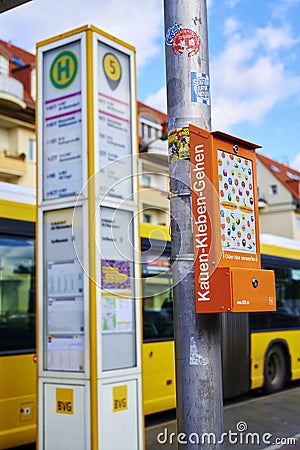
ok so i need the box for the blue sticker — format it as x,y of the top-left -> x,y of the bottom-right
191,72 -> 210,105
165,23 -> 183,45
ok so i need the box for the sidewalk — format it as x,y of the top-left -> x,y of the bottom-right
146,386 -> 300,449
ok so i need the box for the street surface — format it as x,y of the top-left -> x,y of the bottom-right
10,384 -> 300,449
146,383 -> 300,449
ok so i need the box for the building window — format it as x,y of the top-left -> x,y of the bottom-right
0,54 -> 8,76
141,174 -> 151,187
140,118 -> 162,142
28,139 -> 36,163
270,184 -> 278,195
142,213 -> 151,223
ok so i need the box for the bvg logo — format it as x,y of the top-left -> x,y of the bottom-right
114,397 -> 127,410
112,385 -> 128,412
56,387 -> 74,415
50,50 -> 78,89
57,400 -> 72,413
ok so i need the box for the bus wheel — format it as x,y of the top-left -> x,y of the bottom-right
263,344 -> 287,394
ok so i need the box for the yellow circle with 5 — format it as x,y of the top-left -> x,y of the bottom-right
103,53 -> 122,82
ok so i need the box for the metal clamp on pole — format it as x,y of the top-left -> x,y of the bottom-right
170,254 -> 195,262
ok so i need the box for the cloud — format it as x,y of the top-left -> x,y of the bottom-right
271,0 -> 300,19
144,86 -> 167,113
211,21 -> 300,131
291,152 -> 300,171
256,24 -> 299,50
0,0 -> 163,70
226,0 -> 241,7
224,17 -> 240,35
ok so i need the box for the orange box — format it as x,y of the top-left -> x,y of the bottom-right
196,267 -> 276,313
190,124 -> 276,313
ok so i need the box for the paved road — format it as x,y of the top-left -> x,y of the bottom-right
10,385 -> 300,449
146,385 -> 300,449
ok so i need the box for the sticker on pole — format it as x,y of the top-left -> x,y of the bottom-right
168,127 -> 190,163
165,23 -> 200,57
165,22 -> 183,45
191,72 -> 210,105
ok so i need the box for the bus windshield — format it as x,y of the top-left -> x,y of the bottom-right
0,234 -> 35,354
141,237 -> 174,341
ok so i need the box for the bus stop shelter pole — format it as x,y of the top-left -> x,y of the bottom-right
163,1 -> 224,447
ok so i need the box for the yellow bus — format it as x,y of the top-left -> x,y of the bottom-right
2,212 -> 300,447
0,183 -> 36,449
141,222 -> 300,415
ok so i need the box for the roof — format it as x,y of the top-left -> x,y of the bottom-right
0,39 -> 35,109
257,152 -> 300,200
0,39 -> 34,70
138,101 -> 167,127
138,101 -> 168,147
0,0 -> 32,14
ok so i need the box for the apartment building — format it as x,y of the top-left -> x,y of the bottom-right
257,153 -> 300,239
138,101 -> 169,227
0,39 -> 35,188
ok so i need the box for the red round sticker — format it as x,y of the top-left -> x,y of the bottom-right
172,29 -> 200,57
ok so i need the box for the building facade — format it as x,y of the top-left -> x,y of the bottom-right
257,153 -> 300,240
0,39 -> 35,187
138,101 -> 169,227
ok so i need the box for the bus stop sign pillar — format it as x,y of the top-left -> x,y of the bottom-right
190,124 -> 276,313
37,25 -> 143,450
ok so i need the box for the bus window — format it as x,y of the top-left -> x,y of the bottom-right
141,237 -> 174,341
0,235 -> 35,354
250,265 -> 300,330
143,293 -> 174,341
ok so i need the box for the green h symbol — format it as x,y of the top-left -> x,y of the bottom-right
50,50 -> 78,89
57,57 -> 70,81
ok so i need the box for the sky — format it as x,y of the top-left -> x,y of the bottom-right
1,0 -> 300,169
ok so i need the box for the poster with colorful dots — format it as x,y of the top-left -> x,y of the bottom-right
218,150 -> 257,254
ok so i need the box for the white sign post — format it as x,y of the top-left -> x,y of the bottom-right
37,25 -> 142,450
